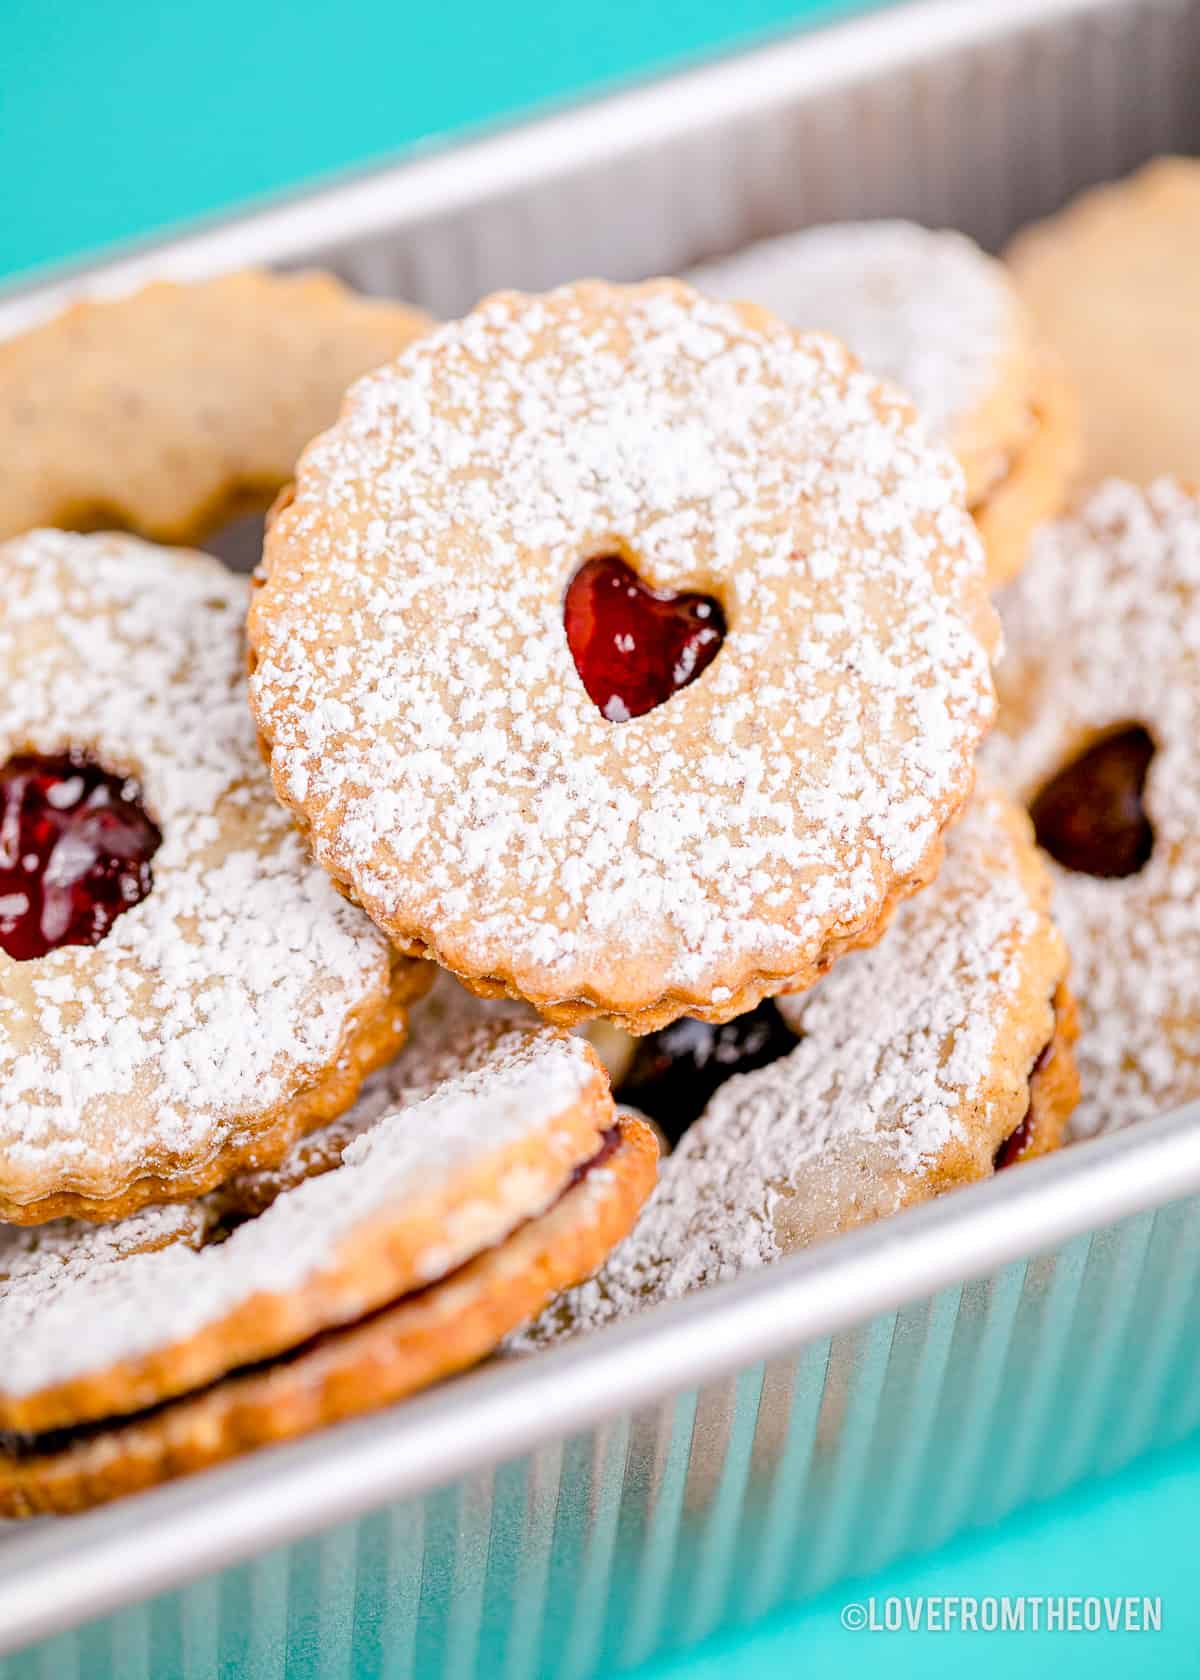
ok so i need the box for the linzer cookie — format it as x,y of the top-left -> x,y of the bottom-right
0,270 -> 431,545
0,997 -> 656,1515
0,531 -> 428,1224
513,788 -> 1076,1342
0,991 -> 616,1428
1007,159 -> 1200,486
989,478 -> 1200,1138
690,221 -> 1079,586
249,279 -> 997,1033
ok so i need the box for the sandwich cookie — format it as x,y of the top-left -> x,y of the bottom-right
513,788 -> 1076,1342
249,280 -> 997,1033
0,531 -> 427,1223
989,477 -> 1200,1136
0,990 -> 656,1514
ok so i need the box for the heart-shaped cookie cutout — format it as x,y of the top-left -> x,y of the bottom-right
615,1000 -> 798,1147
0,753 -> 161,961
1029,724 -> 1155,878
564,555 -> 725,722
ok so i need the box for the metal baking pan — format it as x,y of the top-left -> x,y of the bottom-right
3,0 -> 1200,1672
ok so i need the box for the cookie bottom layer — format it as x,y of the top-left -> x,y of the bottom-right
0,1116 -> 658,1516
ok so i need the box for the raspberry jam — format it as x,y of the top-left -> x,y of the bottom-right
564,555 -> 725,722
1030,725 -> 1155,878
994,1037 -> 1055,1170
993,1108 -> 1035,1171
0,753 -> 161,961
616,1001 -> 797,1148
567,1125 -> 622,1188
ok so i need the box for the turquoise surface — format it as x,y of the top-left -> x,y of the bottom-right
3,2 -> 1195,1675
2,0 -> 874,282
639,1437 -> 1200,1678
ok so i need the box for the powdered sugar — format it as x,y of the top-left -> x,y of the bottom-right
513,789 -> 1051,1341
215,970 -> 538,1202
988,478 -> 1200,1137
0,531 -> 397,1205
0,986 -> 594,1398
689,221 -> 1021,470
250,281 -> 994,1017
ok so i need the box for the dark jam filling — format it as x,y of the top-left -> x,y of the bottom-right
563,555 -> 725,722
616,1001 -> 798,1149
0,752 -> 161,961
993,1036 -> 1055,1172
993,1108 -> 1036,1172
1029,725 -> 1155,878
567,1124 -> 622,1187
0,1125 -> 626,1463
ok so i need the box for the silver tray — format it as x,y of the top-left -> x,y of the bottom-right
3,1 -> 1200,1673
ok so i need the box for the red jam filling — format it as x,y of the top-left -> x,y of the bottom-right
993,1108 -> 1035,1172
0,753 -> 161,961
616,1001 -> 797,1148
567,1125 -> 623,1189
1029,725 -> 1154,878
994,1037 -> 1055,1171
564,555 -> 725,721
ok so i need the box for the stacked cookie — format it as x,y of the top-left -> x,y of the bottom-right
20,185 -> 1186,1508
527,177 -> 1200,1340
1007,157 -> 1200,486
988,479 -> 1200,1141
0,528 -> 657,1515
245,279 -> 1078,1338
0,949 -> 653,1513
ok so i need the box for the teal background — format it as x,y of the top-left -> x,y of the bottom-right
639,1438 -> 1200,1678
0,0 -> 880,283
3,1 -> 1197,1674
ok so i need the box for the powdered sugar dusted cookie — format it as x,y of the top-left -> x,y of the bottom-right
0,531 -> 428,1224
0,991 -> 629,1437
249,279 -> 997,1033
690,222 -> 1078,587
0,1115 -> 655,1517
0,270 -> 431,546
513,788 -> 1076,1341
1007,159 -> 1200,487
989,479 -> 1200,1137
0,1001 -> 656,1514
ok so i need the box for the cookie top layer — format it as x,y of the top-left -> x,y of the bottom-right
690,221 -> 1039,504
989,478 -> 1200,1136
211,969 -> 539,1211
0,270 -> 431,544
0,984 -> 612,1430
1006,158 -> 1200,485
249,280 -> 996,1030
515,787 -> 1068,1339
0,532 -> 411,1217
